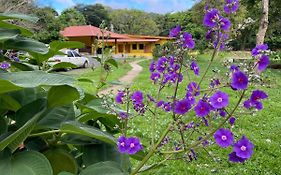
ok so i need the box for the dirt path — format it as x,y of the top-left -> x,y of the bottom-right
99,59 -> 145,95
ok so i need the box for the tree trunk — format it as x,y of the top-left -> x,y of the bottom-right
256,0 -> 269,45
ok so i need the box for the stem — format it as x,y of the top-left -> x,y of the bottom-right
29,130 -> 60,137
130,124 -> 173,175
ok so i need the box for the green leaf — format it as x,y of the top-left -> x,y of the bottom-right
129,150 -> 146,161
0,109 -> 45,152
43,148 -> 78,175
52,62 -> 78,69
1,71 -> 76,88
77,78 -> 95,84
0,28 -> 20,41
0,13 -> 38,23
37,105 -> 75,129
8,88 -> 46,107
47,85 -> 80,108
3,37 -> 48,54
0,151 -> 53,175
58,172 -> 75,175
0,80 -> 22,94
0,94 -> 21,111
49,41 -> 84,51
11,62 -> 35,71
106,58 -> 118,68
60,121 -> 116,145
80,161 -> 128,175
0,117 -> 7,135
0,21 -> 33,36
60,134 -> 99,145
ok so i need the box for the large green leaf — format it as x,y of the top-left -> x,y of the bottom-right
1,71 -> 76,88
11,62 -> 35,71
52,62 -> 78,69
60,121 -> 116,145
0,28 -> 20,41
0,21 -> 33,36
105,58 -> 118,68
0,94 -> 21,111
43,148 -> 78,175
80,161 -> 128,175
0,13 -> 38,23
8,88 -> 46,107
0,80 -> 22,94
37,105 -> 75,129
0,151 -> 53,175
0,118 -> 7,135
82,143 -> 130,172
0,109 -> 45,152
3,37 -> 48,54
47,85 -> 80,108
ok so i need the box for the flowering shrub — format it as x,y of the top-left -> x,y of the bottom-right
113,1 -> 270,174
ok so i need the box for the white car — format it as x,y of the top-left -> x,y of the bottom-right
48,50 -> 89,68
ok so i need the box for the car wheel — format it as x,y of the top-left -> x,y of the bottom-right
83,61 -> 89,68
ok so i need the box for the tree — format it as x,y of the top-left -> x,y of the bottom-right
75,3 -> 110,27
256,0 -> 269,45
110,9 -> 159,35
0,0 -> 34,13
58,8 -> 86,29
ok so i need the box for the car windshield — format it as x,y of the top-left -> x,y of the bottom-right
72,51 -> 81,57
67,51 -> 74,57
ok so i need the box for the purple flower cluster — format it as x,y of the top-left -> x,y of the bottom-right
115,91 -> 125,104
169,25 -> 181,37
149,56 -> 183,85
244,90 -> 268,110
118,135 -> 143,154
203,9 -> 231,31
214,129 -> 254,163
251,44 -> 270,72
118,112 -> 129,119
132,91 -> 145,114
182,32 -> 195,49
194,99 -> 211,117
224,0 -> 239,14
174,99 -> 192,115
0,62 -> 10,70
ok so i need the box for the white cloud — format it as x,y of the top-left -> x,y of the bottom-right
55,0 -> 75,6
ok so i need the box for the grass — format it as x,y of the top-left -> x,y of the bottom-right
75,59 -> 133,94
127,52 -> 281,175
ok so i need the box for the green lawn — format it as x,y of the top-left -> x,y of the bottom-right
76,59 -> 133,94
128,53 -> 281,175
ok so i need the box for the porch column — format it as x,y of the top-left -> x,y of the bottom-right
115,38 -> 117,54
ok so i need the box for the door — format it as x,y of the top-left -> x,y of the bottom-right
125,44 -> 130,53
118,44 -> 124,53
72,50 -> 83,66
144,44 -> 152,53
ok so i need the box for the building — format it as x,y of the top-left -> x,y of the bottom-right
60,25 -> 172,58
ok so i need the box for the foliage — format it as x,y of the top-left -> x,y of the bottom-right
110,9 -> 160,35
58,8 -> 86,29
75,4 -> 111,27
0,13 -> 126,175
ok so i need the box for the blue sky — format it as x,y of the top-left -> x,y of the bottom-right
36,0 -> 197,14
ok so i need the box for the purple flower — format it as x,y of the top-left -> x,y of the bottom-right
163,102 -> 172,112
157,57 -> 168,73
224,0 -> 239,14
244,99 -> 263,110
185,92 -> 196,105
185,121 -> 194,129
250,90 -> 268,101
231,71 -> 248,90
169,25 -> 181,37
251,44 -> 268,57
230,64 -> 239,72
257,55 -> 270,72
243,99 -> 251,109
190,61 -> 200,76
219,109 -> 227,117
205,30 -> 214,40
194,100 -> 211,117
182,32 -> 195,49
119,112 -> 129,119
157,100 -> 164,107
118,136 -> 128,153
229,117 -> 236,126
150,72 -> 161,82
187,82 -> 200,96
203,9 -> 221,28
0,62 -> 10,70
131,91 -> 143,104
233,136 -> 254,159
214,128 -> 234,148
147,94 -> 155,102
210,91 -> 229,109
174,99 -> 192,115
149,61 -> 156,72
115,91 -> 125,104
229,152 -> 247,163
220,17 -> 231,31
127,137 -> 143,155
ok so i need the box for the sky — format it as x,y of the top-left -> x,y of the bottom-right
36,0 -> 197,14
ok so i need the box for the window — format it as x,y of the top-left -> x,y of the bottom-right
73,51 -> 81,57
155,44 -> 160,47
132,44 -> 137,50
67,51 -> 74,57
139,44 -> 144,50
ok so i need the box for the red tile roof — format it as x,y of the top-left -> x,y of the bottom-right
61,25 -> 129,39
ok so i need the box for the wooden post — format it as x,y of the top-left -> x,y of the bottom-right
115,38 -> 117,54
